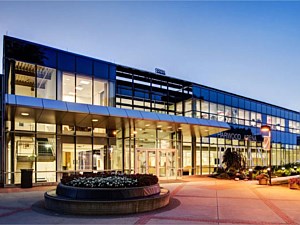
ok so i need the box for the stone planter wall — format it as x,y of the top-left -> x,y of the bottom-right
258,178 -> 268,185
45,182 -> 170,215
288,183 -> 299,189
56,183 -> 161,200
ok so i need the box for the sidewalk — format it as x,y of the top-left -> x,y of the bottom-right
0,177 -> 300,224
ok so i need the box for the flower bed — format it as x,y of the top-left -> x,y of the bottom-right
288,178 -> 300,189
61,172 -> 158,188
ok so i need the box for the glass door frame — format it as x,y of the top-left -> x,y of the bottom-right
135,148 -> 177,179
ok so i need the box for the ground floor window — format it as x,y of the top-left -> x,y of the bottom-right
4,126 -> 300,184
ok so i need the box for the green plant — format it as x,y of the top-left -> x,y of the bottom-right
289,178 -> 300,185
222,148 -> 246,172
256,173 -> 269,180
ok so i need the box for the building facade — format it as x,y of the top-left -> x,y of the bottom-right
1,36 -> 300,186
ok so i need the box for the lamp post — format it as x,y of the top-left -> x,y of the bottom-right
261,125 -> 272,185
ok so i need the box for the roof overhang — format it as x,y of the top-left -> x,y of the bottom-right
5,94 -> 230,137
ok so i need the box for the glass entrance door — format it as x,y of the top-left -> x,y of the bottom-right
147,150 -> 156,175
135,148 -> 177,179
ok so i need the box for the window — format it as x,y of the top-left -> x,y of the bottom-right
76,75 -> 92,104
37,66 -> 56,100
15,61 -> 35,97
94,79 -> 108,106
62,73 -> 75,102
217,104 -> 224,122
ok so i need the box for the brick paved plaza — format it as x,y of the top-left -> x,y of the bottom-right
0,177 -> 299,225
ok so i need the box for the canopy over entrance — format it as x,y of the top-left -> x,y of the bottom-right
6,94 -> 230,137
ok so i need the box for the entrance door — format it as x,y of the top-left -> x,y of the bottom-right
135,148 -> 177,179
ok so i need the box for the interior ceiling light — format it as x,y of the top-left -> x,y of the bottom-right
133,131 -> 137,134
75,86 -> 83,91
21,113 -> 29,116
80,80 -> 90,85
92,119 -> 98,122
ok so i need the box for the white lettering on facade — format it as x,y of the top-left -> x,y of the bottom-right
217,132 -> 257,141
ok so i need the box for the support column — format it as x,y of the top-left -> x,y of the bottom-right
0,74 -> 4,187
176,130 -> 183,176
191,136 -> 196,175
122,128 -> 125,173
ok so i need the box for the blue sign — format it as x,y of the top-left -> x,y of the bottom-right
155,68 -> 166,75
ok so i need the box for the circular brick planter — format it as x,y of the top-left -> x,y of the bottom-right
44,183 -> 170,215
56,183 -> 161,200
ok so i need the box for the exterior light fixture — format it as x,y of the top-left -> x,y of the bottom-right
145,124 -> 150,127
133,131 -> 137,134
249,168 -> 253,180
21,113 -> 29,116
157,125 -> 162,128
113,131 -> 117,135
261,125 -> 271,132
178,127 -> 182,130
80,80 -> 90,85
92,119 -> 98,122
75,86 -> 83,91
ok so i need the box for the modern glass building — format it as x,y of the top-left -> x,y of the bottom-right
1,36 -> 299,186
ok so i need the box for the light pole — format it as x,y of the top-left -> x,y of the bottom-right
261,125 -> 272,185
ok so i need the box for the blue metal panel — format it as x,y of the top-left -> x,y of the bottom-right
5,94 -> 16,105
66,102 -> 89,114
107,107 -> 128,118
140,111 -> 160,121
43,98 -> 67,111
171,115 -> 188,124
207,120 -> 221,128
88,105 -> 110,116
124,109 -> 143,119
185,117 -> 201,125
15,95 -> 43,108
157,113 -> 174,122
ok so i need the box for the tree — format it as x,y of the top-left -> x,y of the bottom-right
222,148 -> 246,172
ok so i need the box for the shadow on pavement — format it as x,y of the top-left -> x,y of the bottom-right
31,197 -> 181,219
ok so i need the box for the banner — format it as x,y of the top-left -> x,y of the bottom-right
263,136 -> 271,151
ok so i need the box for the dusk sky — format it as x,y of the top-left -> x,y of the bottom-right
0,2 -> 300,111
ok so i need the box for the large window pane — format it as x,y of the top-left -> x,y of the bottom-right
36,134 -> 56,182
15,61 -> 35,97
37,66 -> 56,100
76,75 -> 92,104
62,73 -> 75,102
94,79 -> 108,106
76,137 -> 92,171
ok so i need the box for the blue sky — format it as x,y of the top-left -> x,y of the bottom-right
1,2 -> 300,111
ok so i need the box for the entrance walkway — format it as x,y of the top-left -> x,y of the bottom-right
0,177 -> 300,224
